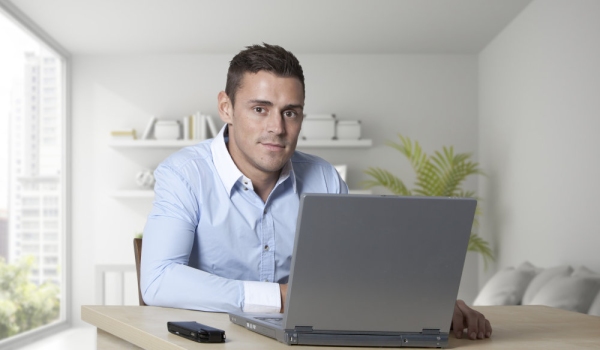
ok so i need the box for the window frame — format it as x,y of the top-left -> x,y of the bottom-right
0,1 -> 71,349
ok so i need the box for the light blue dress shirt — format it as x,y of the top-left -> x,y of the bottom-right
140,125 -> 348,312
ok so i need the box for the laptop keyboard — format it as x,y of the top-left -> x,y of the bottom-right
256,317 -> 284,326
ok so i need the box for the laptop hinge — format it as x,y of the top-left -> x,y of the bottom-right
422,328 -> 441,335
294,326 -> 313,332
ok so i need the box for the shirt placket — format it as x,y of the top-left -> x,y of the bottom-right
260,206 -> 275,282
240,175 -> 276,283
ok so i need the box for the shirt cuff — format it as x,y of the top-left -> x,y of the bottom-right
242,281 -> 281,313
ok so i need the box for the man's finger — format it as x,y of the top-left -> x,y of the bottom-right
451,303 -> 465,339
485,319 -> 492,338
456,300 -> 478,340
477,312 -> 486,339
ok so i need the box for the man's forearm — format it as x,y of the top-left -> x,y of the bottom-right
142,261 -> 245,312
140,216 -> 245,312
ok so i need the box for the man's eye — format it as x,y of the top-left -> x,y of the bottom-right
284,111 -> 297,118
254,107 -> 265,113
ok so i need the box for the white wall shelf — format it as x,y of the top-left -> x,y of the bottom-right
110,137 -> 373,199
108,139 -> 372,148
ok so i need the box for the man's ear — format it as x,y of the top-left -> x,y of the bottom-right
217,91 -> 233,124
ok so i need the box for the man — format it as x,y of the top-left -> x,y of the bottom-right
140,43 -> 491,340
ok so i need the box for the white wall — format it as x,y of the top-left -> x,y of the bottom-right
71,54 -> 479,324
478,0 -> 600,283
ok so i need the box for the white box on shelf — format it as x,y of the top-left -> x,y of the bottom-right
154,120 -> 181,140
302,114 -> 336,140
336,120 -> 361,140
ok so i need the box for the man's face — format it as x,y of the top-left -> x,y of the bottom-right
218,71 -> 304,180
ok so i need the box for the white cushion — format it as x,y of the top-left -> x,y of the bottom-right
522,265 -> 573,305
529,267 -> 600,313
518,261 -> 538,272
589,291 -> 600,316
588,292 -> 600,316
572,265 -> 599,278
473,262 -> 537,306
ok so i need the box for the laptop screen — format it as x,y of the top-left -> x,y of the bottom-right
284,194 -> 476,333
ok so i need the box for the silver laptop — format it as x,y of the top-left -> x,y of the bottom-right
229,193 -> 476,347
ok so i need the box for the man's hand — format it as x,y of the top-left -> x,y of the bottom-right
451,299 -> 492,340
279,284 -> 288,313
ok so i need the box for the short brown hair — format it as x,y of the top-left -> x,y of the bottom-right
225,43 -> 305,106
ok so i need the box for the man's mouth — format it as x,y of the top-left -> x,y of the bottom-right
261,142 -> 286,151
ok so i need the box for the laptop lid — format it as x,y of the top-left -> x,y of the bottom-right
283,194 -> 476,334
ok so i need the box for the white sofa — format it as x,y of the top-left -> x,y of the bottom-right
473,262 -> 600,316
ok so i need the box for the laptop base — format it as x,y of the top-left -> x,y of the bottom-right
282,329 -> 447,347
230,314 -> 447,347
228,194 -> 474,348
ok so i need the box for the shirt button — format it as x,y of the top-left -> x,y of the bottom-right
244,187 -> 248,191
264,245 -> 269,251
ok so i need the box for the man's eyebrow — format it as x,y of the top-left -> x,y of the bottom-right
284,104 -> 304,110
247,99 -> 273,106
247,100 -> 304,110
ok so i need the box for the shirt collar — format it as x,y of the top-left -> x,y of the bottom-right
211,124 -> 243,195
210,124 -> 297,196
278,158 -> 296,194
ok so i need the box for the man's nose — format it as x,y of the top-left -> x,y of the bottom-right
266,111 -> 284,134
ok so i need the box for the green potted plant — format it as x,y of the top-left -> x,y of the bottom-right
363,134 -> 493,268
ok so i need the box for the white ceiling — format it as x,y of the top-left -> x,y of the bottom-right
7,0 -> 532,55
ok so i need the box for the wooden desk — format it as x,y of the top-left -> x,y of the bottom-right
82,305 -> 600,349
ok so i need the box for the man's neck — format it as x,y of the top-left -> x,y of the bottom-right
223,128 -> 285,202
251,170 -> 281,203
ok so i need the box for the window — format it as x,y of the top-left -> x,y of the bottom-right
43,209 -> 58,217
22,221 -> 40,229
43,196 -> 58,206
43,221 -> 57,229
43,256 -> 57,265
0,4 -> 69,347
43,244 -> 57,253
43,232 -> 57,241
22,197 -> 39,206
22,232 -> 40,241
21,244 -> 38,254
22,209 -> 39,217
40,183 -> 57,191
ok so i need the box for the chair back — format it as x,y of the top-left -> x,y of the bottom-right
133,238 -> 146,306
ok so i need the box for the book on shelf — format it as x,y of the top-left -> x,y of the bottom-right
181,112 -> 219,140
195,112 -> 207,140
141,116 -> 157,139
182,115 -> 190,140
206,114 -> 218,138
110,129 -> 137,140
182,113 -> 200,140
